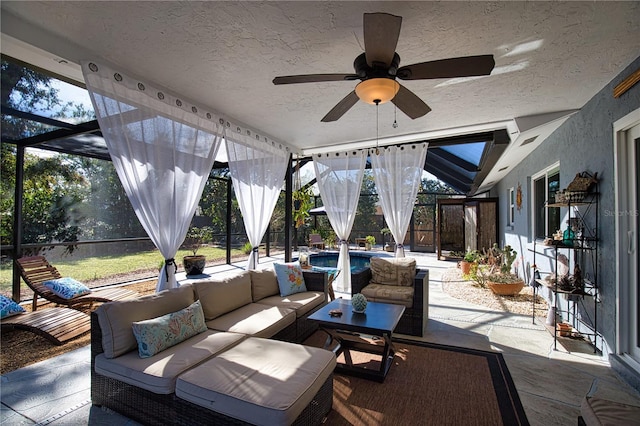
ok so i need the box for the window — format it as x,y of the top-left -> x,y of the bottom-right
532,163 -> 560,239
508,187 -> 515,226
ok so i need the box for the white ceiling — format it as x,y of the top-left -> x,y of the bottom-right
2,1 -> 639,190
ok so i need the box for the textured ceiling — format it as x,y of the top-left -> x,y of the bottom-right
1,1 -> 639,159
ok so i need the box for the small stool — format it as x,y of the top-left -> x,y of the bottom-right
579,396 -> 640,425
176,337 -> 336,425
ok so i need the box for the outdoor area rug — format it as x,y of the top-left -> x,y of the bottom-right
305,334 -> 529,426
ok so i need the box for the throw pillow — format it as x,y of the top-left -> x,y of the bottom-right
42,277 -> 92,299
273,261 -> 307,297
0,295 -> 26,319
131,300 -> 207,358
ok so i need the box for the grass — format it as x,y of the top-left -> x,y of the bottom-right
0,246 -> 246,293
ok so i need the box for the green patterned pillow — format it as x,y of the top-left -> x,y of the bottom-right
274,261 -> 307,297
131,300 -> 207,358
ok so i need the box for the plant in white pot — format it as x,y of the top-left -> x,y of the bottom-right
182,226 -> 212,276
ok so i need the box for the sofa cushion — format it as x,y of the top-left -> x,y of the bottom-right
360,283 -> 414,308
194,272 -> 253,320
370,257 -> 417,287
256,292 -> 325,318
205,303 -> 295,338
249,268 -> 280,302
132,300 -> 207,358
95,330 -> 245,394
274,261 -> 307,296
176,337 -> 336,425
95,284 -> 196,359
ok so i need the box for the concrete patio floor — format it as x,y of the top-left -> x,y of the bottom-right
2,251 -> 639,425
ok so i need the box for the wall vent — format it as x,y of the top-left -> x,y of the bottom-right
520,135 -> 538,146
498,166 -> 509,172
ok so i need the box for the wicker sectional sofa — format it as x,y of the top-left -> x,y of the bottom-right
91,268 -> 335,425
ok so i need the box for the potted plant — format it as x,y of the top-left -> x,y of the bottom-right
292,187 -> 313,229
364,235 -> 375,251
459,249 -> 480,276
182,226 -> 212,276
485,244 -> 525,295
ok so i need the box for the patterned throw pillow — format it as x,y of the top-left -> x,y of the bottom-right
131,300 -> 207,358
274,261 -> 307,297
0,295 -> 26,319
42,277 -> 92,299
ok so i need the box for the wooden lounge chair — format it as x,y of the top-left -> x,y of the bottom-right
309,233 -> 325,250
16,256 -> 139,311
1,307 -> 90,345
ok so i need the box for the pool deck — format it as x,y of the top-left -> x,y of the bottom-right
2,250 -> 640,425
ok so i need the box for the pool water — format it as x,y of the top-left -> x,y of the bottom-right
307,252 -> 387,271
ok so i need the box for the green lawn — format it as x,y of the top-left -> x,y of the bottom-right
0,246 -> 246,293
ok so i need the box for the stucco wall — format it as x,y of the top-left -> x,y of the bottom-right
491,55 -> 640,357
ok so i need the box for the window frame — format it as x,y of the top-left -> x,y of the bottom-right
531,162 -> 560,239
508,187 -> 515,226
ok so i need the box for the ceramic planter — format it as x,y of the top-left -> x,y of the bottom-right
487,280 -> 524,296
183,255 -> 206,276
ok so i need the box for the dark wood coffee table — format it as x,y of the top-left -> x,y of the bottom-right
307,298 -> 405,382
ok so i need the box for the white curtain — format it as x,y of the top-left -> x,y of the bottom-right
82,61 -> 222,292
370,143 -> 428,257
226,132 -> 289,270
313,150 -> 367,292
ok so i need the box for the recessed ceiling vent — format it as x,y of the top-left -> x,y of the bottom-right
520,135 -> 538,146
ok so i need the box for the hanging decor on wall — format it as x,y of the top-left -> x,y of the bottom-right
516,183 -> 523,213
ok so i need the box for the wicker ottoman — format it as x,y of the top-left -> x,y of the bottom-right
176,337 -> 336,425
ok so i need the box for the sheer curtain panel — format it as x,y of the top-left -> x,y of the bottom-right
313,150 -> 366,292
225,132 -> 289,270
82,61 -> 222,291
370,143 -> 428,257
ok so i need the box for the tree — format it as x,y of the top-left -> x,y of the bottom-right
352,171 -> 379,237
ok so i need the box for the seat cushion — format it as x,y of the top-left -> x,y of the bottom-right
360,283 -> 414,308
581,396 -> 640,426
205,303 -> 295,338
370,256 -> 417,287
176,337 -> 336,425
95,284 -> 196,358
95,330 -> 245,394
194,272 -> 253,320
256,292 -> 325,318
250,268 -> 280,302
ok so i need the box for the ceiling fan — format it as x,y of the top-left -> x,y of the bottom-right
272,12 -> 495,122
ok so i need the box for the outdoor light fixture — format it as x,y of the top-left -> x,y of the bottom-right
355,78 -> 400,105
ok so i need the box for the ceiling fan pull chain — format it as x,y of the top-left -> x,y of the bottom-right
393,102 -> 398,128
375,100 -> 380,155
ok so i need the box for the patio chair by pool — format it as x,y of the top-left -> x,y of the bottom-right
16,256 -> 139,311
309,234 -> 325,250
1,305 -> 91,345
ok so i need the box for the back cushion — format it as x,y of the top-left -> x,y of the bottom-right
95,284 -> 196,359
370,257 -> 417,287
250,269 -> 280,302
194,272 -> 252,320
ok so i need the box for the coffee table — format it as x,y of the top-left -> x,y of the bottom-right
307,298 -> 405,382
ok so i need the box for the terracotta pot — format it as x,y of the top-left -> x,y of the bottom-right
459,261 -> 472,275
183,255 -> 206,276
487,280 -> 524,296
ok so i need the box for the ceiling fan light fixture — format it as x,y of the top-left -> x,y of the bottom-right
355,78 -> 399,105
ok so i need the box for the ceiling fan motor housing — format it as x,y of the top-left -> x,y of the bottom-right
353,52 -> 401,80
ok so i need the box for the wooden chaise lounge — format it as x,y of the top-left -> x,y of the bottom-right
1,307 -> 90,345
16,256 -> 139,311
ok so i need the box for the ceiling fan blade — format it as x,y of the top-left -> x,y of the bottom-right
397,55 -> 495,80
363,12 -> 402,68
391,84 -> 431,119
321,91 -> 360,122
273,74 -> 358,85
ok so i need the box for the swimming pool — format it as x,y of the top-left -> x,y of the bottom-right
306,251 -> 390,271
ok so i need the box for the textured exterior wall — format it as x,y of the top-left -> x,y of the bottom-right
492,55 -> 640,357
